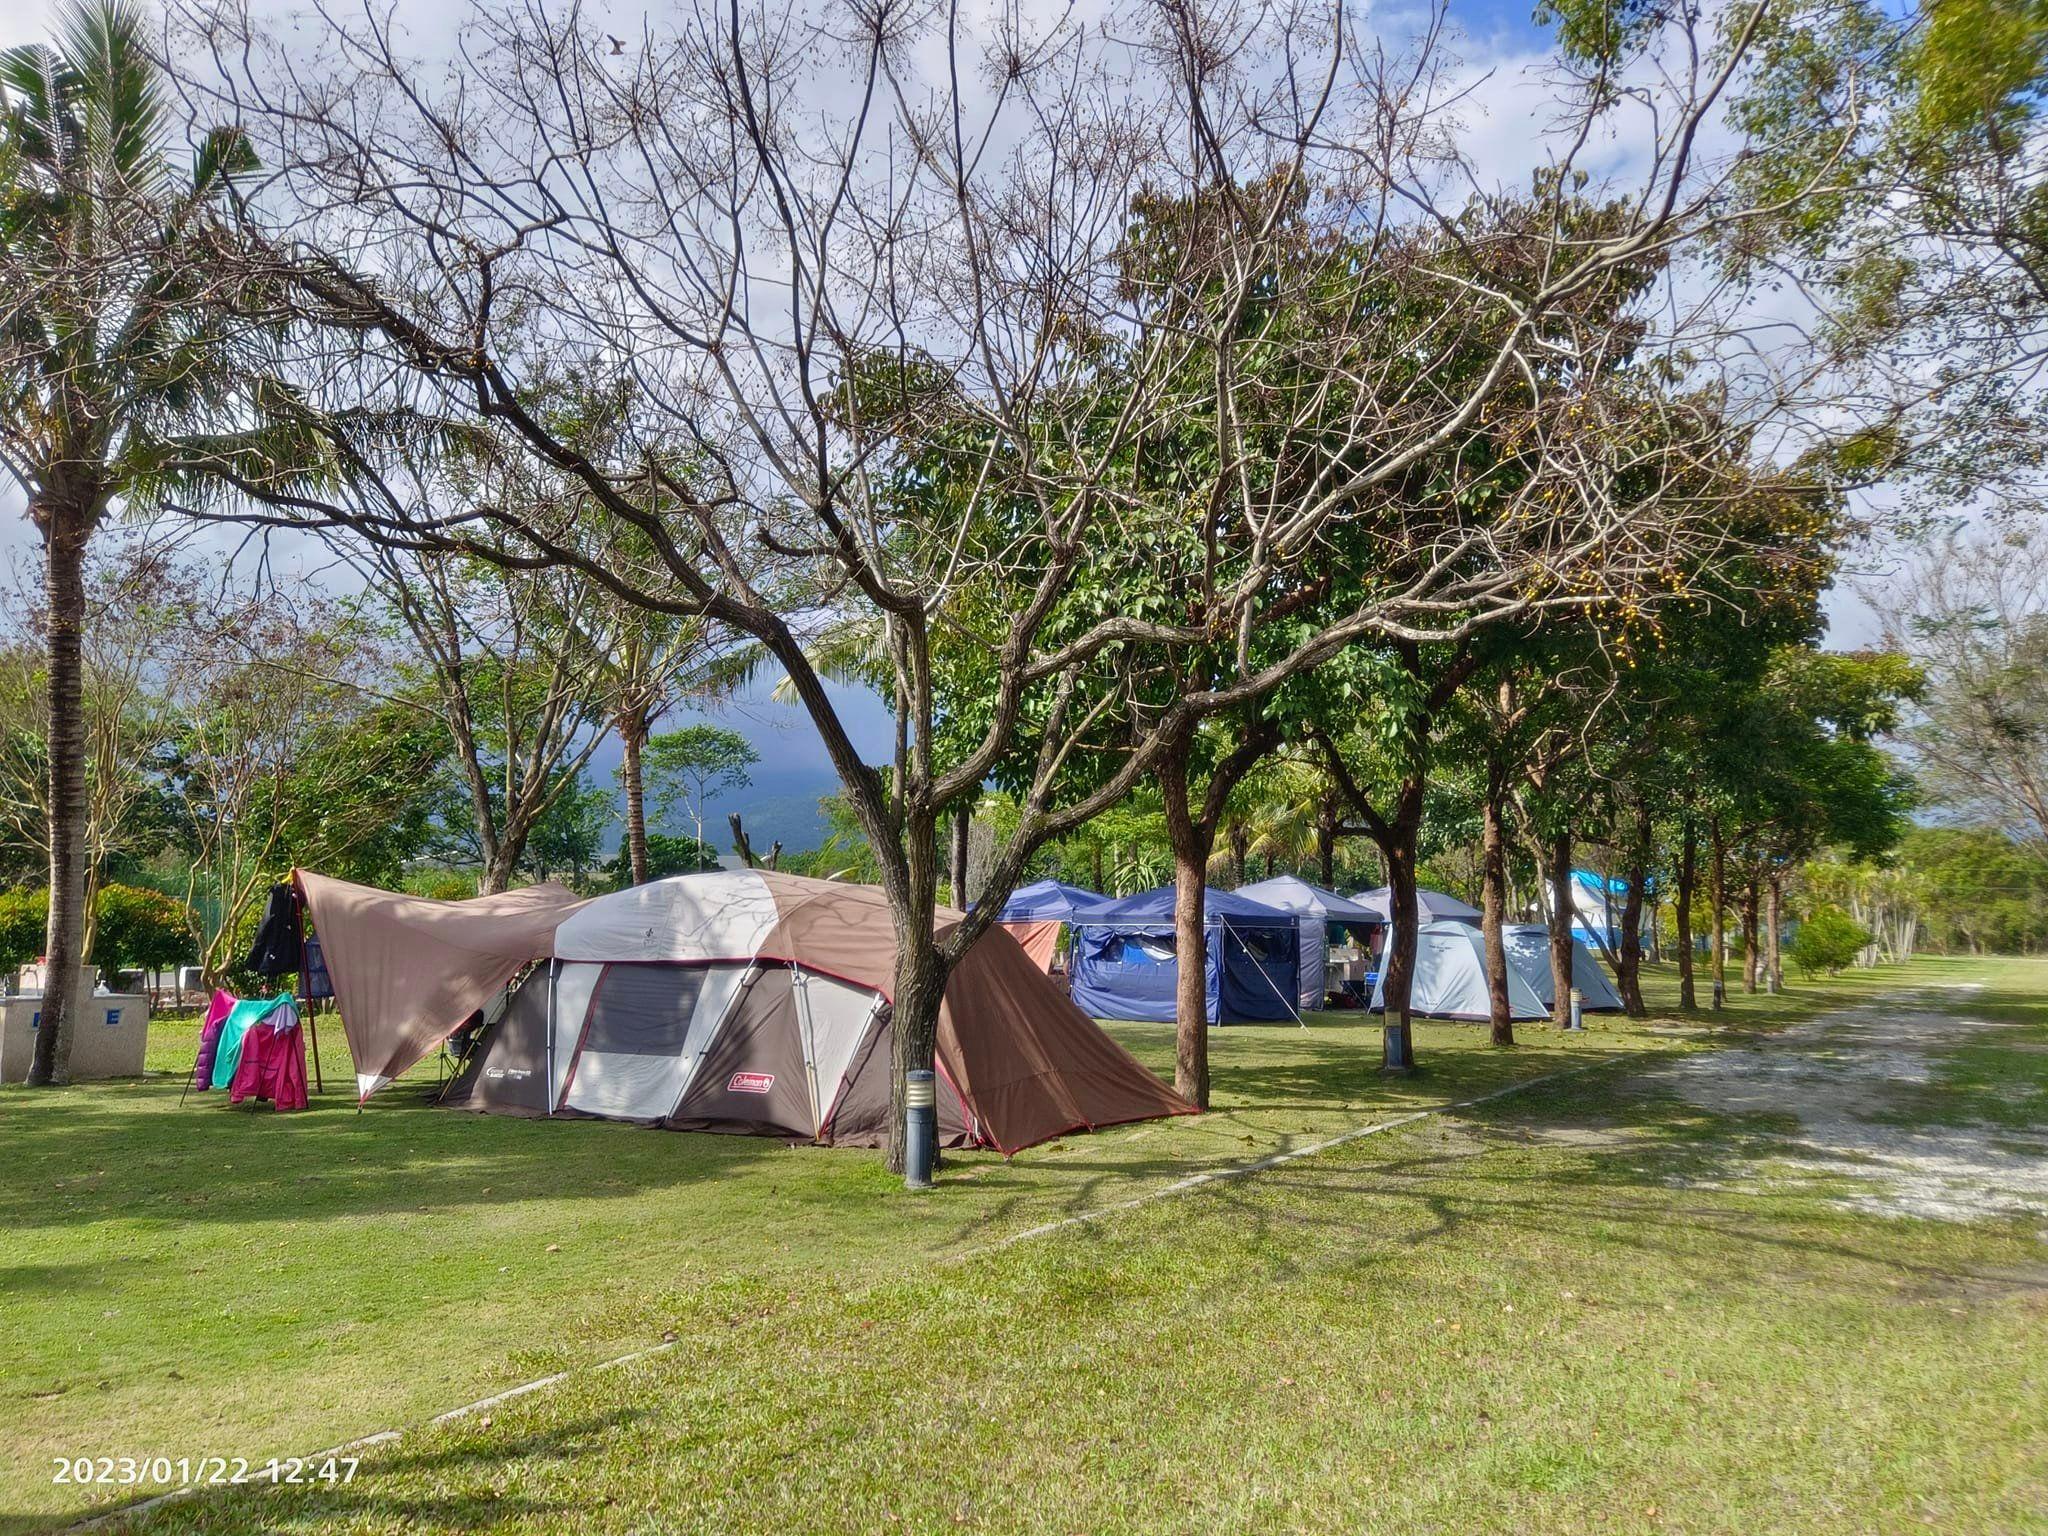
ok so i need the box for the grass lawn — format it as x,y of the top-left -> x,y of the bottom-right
4,956 -> 2043,1532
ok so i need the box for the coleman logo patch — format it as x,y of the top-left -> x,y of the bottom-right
727,1071 -> 775,1095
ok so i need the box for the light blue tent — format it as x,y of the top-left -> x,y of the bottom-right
1233,876 -> 1380,1009
1504,924 -> 1624,1011
1070,886 -> 1300,1024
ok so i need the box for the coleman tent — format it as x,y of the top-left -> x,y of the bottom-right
1502,924 -> 1624,1011
443,870 -> 1191,1153
1232,875 -> 1380,1010
1352,885 -> 1482,924
1070,886 -> 1300,1024
1370,919 -> 1548,1021
295,871 -> 589,1100
993,879 -> 1109,972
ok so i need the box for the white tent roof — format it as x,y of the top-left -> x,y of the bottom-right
1233,876 -> 1380,922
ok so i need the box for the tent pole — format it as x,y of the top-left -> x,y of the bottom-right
307,1003 -> 324,1095
544,959 -> 558,1116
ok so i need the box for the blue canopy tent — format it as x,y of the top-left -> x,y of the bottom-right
1233,876 -> 1380,1010
993,879 -> 1109,972
1561,870 -> 1650,955
1071,886 -> 1301,1024
998,879 -> 1110,922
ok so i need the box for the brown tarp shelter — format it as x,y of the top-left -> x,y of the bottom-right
294,871 -> 588,1100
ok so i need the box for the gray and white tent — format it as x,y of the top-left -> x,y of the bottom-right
1351,886 -> 1482,924
1370,919 -> 1625,1021
1502,924 -> 1624,1012
1371,920 -> 1547,1020
1232,876 -> 1380,1009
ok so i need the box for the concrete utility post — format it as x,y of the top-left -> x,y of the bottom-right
903,1069 -> 937,1190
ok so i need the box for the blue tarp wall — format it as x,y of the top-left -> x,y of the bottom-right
1070,886 -> 1300,1024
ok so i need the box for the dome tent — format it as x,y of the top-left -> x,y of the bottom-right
1369,919 -> 1624,1021
1231,875 -> 1380,1010
1502,924 -> 1624,1011
1370,919 -> 1548,1021
1070,886 -> 1301,1024
441,870 -> 1191,1152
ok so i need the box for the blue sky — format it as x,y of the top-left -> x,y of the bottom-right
0,0 -> 1900,857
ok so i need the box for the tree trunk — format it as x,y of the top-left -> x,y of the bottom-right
949,805 -> 971,909
1765,874 -> 1783,993
619,713 -> 650,885
1159,748 -> 1213,1109
1479,772 -> 1513,1047
1378,799 -> 1423,1071
479,848 -> 518,896
27,509 -> 92,1087
1617,805 -> 1649,1018
1675,816 -> 1697,1010
1709,819 -> 1728,1010
1317,795 -> 1338,887
1742,877 -> 1761,993
1226,821 -> 1248,887
1546,827 -> 1574,1028
884,816 -> 945,1176
729,812 -> 757,867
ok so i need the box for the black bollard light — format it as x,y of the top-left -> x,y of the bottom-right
904,1068 -> 937,1190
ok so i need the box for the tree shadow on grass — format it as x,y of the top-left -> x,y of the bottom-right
0,1078 -> 841,1239
929,1035 -> 1650,1253
1118,1070 -> 2045,1298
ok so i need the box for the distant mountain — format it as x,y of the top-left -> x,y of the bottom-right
581,677 -> 893,858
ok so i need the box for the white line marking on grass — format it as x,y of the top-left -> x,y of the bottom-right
971,1051 -> 1634,1253
66,1044 -> 1650,1532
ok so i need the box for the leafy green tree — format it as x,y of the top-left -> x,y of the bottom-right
519,774 -> 612,888
642,726 -> 759,855
1709,649 -> 1920,990
1894,826 -> 2048,953
161,590 -> 444,981
1729,0 -> 2048,507
607,833 -> 720,885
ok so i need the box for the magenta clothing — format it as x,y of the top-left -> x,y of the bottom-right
190,990 -> 236,1092
227,1008 -> 309,1112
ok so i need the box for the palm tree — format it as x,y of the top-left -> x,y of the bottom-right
0,2 -> 299,1082
603,614 -> 759,884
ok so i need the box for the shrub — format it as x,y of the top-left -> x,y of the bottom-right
95,884 -> 197,975
0,886 -> 43,973
1791,904 -> 1871,977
